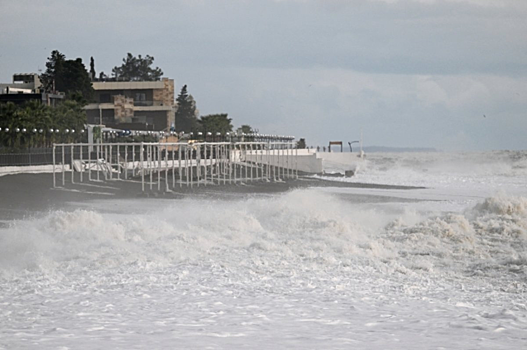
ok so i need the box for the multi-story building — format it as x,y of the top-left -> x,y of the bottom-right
0,73 -> 64,107
85,78 -> 176,131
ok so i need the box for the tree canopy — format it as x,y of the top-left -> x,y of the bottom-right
0,100 -> 87,149
199,114 -> 233,135
40,50 -> 94,103
89,57 -> 96,81
296,138 -> 306,149
174,85 -> 199,133
236,124 -> 256,134
112,53 -> 163,81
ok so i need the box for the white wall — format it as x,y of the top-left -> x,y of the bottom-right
244,151 -> 323,173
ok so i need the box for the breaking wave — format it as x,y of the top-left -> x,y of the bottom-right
1,190 -> 526,284
327,150 -> 527,190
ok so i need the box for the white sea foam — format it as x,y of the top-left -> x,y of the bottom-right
1,152 -> 527,349
318,151 -> 527,195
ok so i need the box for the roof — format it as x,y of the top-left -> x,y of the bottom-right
92,80 -> 170,91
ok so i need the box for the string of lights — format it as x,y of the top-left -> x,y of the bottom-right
0,126 -> 295,141
0,127 -> 85,134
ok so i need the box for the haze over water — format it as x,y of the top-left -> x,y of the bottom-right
1,151 -> 526,349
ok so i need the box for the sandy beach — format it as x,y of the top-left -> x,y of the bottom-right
0,171 -> 423,221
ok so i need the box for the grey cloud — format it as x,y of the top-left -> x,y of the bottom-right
1,0 -> 526,150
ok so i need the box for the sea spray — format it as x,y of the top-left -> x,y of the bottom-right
1,188 -> 527,348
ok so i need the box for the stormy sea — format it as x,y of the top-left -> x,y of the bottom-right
1,151 -> 526,349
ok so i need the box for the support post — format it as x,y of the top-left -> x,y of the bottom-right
62,144 -> 65,186
71,144 -> 74,184
141,142 -> 145,192
52,144 -> 56,188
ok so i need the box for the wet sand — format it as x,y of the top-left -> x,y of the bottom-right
0,172 -> 424,221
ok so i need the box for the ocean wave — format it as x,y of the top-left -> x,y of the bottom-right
321,151 -> 527,191
0,191 -> 525,284
471,195 -> 527,217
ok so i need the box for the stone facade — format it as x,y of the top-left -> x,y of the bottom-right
153,78 -> 175,106
113,95 -> 134,122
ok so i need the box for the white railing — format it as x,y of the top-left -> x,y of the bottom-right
52,142 -> 298,192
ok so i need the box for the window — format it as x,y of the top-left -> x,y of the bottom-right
100,93 -> 111,103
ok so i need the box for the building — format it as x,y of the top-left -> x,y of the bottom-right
85,78 -> 176,131
0,73 -> 64,107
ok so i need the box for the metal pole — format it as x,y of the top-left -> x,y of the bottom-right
280,145 -> 284,180
280,144 -> 283,179
109,144 -> 113,181
185,146 -> 189,187
227,144 -> 231,184
295,145 -> 298,178
158,144 -> 161,191
96,143 -> 100,181
79,144 -> 83,183
203,143 -> 207,186
208,144 -> 212,185
277,145 -> 280,180
52,144 -> 56,188
179,143 -> 182,188
165,144 -> 169,192
254,144 -> 258,180
233,143 -> 237,184
132,144 -> 135,177
196,144 -> 200,187
124,143 -> 128,180
190,146 -> 194,188
149,144 -> 153,191
62,144 -> 65,186
273,146 -> 277,181
244,143 -> 248,183
250,143 -> 254,182
285,143 -> 288,179
277,144 -> 280,180
71,144 -> 74,184
288,143 -> 292,178
141,143 -> 144,192
266,142 -> 270,181
258,144 -> 262,180
217,144 -> 221,185
280,144 -> 286,180
88,142 -> 92,181
172,144 -> 175,189
117,144 -> 121,180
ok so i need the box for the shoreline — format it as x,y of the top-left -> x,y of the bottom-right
0,172 -> 425,221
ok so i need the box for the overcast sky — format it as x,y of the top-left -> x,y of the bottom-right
1,0 -> 526,150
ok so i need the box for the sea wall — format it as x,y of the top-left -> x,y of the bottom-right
244,151 -> 323,173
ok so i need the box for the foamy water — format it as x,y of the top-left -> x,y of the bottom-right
1,152 -> 526,349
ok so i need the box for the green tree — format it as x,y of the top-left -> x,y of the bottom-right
236,124 -> 256,134
296,138 -> 306,149
0,100 -> 88,149
40,50 -> 94,102
20,101 -> 52,147
0,101 -> 52,148
175,85 -> 199,133
199,114 -> 233,135
53,100 -> 87,142
40,50 -> 66,92
60,58 -> 94,102
112,53 -> 163,81
90,56 -> 96,81
0,102 -> 21,148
